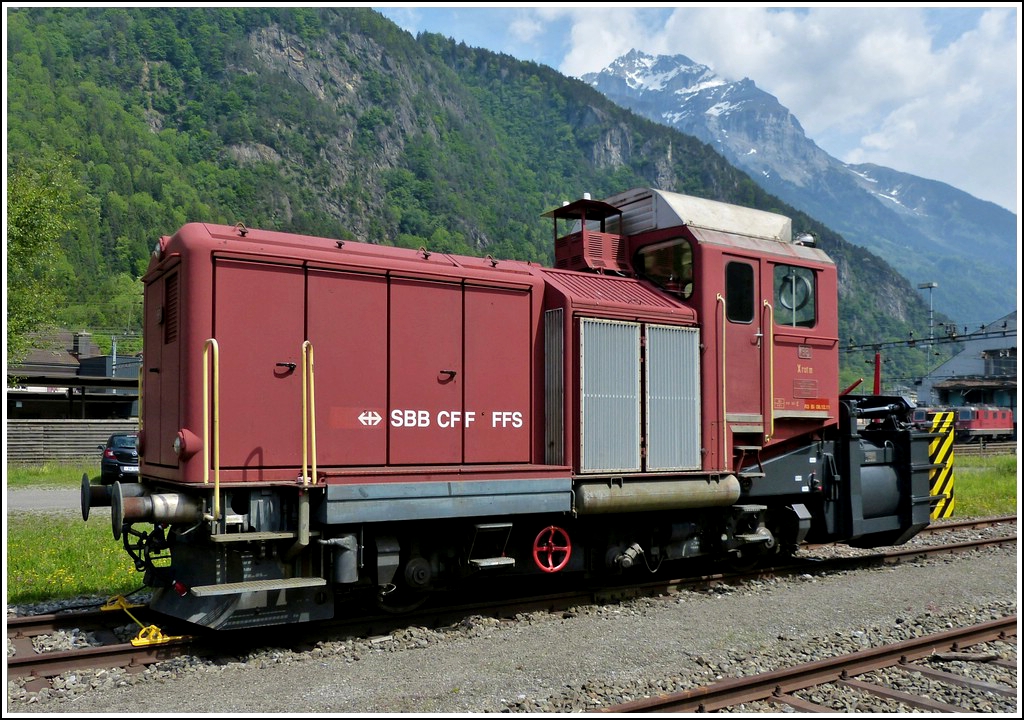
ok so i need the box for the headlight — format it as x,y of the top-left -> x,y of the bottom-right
173,428 -> 201,460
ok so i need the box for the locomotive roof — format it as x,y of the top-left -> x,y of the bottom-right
604,188 -> 793,244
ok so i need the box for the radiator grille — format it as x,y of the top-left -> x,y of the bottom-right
580,319 -> 640,473
646,324 -> 701,470
544,309 -> 564,465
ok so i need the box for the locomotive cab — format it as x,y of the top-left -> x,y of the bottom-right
598,187 -> 842,470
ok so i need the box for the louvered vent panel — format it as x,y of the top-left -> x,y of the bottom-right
646,325 -> 701,471
164,273 -> 179,344
580,318 -> 640,473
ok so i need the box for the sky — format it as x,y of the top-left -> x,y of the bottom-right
374,4 -> 1020,215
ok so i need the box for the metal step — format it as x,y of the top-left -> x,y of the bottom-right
468,557 -> 516,569
730,425 -> 764,434
735,533 -> 772,543
475,522 -> 513,531
190,576 -> 326,597
468,523 -> 514,568
210,530 -> 321,543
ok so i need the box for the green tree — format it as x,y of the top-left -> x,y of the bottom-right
6,155 -> 79,364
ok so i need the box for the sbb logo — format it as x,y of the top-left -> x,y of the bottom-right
389,409 -> 523,429
390,410 -> 431,427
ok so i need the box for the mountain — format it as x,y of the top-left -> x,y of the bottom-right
581,50 -> 1018,326
6,7 -> 943,387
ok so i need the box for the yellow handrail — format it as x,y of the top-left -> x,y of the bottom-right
203,338 -> 221,520
763,299 -> 775,444
301,340 -> 318,486
716,293 -> 727,467
137,366 -> 143,435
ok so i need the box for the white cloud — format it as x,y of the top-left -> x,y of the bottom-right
557,8 -> 652,76
549,5 -> 1019,212
508,15 -> 545,44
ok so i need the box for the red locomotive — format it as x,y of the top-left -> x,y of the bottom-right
913,406 -> 1016,443
82,187 -> 938,629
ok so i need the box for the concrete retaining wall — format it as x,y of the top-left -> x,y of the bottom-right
6,419 -> 139,464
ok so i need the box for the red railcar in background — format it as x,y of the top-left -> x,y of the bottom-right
83,188 -> 938,629
913,406 -> 1016,443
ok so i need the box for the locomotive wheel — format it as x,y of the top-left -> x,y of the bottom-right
532,526 -> 572,573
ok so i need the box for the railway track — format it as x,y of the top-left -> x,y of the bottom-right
924,515 -> 1016,532
954,441 -> 1016,457
804,515 -> 1016,549
599,615 -> 1017,713
7,518 -> 1016,694
5,598 -> 199,692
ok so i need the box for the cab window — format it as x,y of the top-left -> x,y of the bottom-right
636,239 -> 694,299
774,264 -> 816,328
725,262 -> 754,323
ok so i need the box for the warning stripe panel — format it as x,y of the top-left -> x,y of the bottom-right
928,412 -> 955,520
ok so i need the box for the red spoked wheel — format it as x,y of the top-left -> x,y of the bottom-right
532,525 -> 572,573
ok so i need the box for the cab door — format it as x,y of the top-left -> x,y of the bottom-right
142,265 -> 180,467
387,277 -> 463,465
213,258 -> 305,471
723,258 -> 765,441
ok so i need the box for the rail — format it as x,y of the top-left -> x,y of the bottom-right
954,441 -> 1016,457
600,615 -> 1016,713
7,527 -> 1014,695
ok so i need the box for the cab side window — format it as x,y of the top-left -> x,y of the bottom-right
636,239 -> 694,299
774,264 -> 816,328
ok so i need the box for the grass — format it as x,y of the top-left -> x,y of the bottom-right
6,460 -> 99,489
950,454 -> 1019,518
6,514 -> 150,605
6,461 -> 150,605
4,453 -> 1017,605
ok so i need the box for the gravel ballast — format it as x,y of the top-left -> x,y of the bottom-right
6,528 -> 1017,714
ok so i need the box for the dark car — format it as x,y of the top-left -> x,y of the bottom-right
99,433 -> 139,484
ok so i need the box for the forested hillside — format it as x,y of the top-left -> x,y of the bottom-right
6,7 -> 940,387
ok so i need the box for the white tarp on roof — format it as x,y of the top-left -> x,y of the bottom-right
604,187 -> 792,243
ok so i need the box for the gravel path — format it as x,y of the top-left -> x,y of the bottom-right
6,534 -> 1017,714
5,488 -> 82,515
